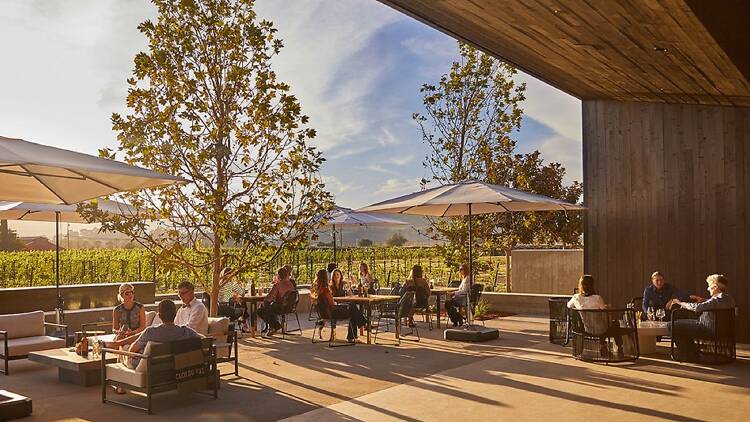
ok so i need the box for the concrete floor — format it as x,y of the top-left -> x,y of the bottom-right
2,315 -> 749,421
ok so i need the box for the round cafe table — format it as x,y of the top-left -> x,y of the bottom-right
637,320 -> 670,354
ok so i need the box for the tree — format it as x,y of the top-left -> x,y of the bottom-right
357,238 -> 373,247
0,220 -> 24,251
386,233 -> 408,247
81,0 -> 333,315
414,43 -> 582,289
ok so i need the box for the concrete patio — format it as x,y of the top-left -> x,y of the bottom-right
2,315 -> 748,421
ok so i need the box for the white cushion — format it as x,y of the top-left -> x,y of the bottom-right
7,336 -> 65,356
215,342 -> 231,359
106,362 -> 146,388
0,311 -> 44,339
145,311 -> 157,327
207,317 -> 229,340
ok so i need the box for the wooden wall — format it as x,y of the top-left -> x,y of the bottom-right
583,100 -> 750,341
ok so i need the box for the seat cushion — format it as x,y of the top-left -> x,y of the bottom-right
145,311 -> 157,327
7,336 -> 65,357
207,317 -> 229,339
0,311 -> 45,339
107,363 -> 147,387
215,342 -> 232,359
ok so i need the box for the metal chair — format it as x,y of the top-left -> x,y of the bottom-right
459,283 -> 484,325
412,285 -> 432,330
280,290 -> 302,339
548,297 -> 571,345
570,308 -> 639,363
311,294 -> 353,348
670,308 -> 736,364
375,291 -> 417,345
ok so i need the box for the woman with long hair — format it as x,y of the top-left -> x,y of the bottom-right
315,269 -> 367,343
330,269 -> 347,297
404,264 -> 431,326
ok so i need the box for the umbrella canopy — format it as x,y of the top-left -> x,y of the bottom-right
0,199 -> 136,223
323,206 -> 410,227
0,136 -> 185,204
357,180 -> 584,216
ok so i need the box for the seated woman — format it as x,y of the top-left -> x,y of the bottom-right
403,264 -> 431,326
315,269 -> 367,343
567,275 -> 625,357
670,274 -> 736,360
112,283 -> 146,346
358,262 -> 376,294
330,269 -> 348,297
445,263 -> 471,327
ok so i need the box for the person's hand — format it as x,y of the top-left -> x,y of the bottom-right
689,295 -> 705,302
667,298 -> 679,308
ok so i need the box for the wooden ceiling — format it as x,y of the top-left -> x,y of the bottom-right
378,0 -> 750,106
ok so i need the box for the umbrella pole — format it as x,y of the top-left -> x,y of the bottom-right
467,204 -> 473,327
55,211 -> 64,323
332,224 -> 337,265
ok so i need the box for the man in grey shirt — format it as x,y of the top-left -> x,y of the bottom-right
129,300 -> 202,367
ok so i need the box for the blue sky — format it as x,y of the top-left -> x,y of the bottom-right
0,0 -> 581,236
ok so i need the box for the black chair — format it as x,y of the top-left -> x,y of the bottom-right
311,294 -> 353,348
459,283 -> 484,325
280,290 -> 302,339
569,308 -> 639,363
548,297 -> 571,345
411,285 -> 432,330
628,296 -> 644,317
375,291 -> 417,345
670,308 -> 736,364
308,295 -> 320,321
448,279 -> 461,288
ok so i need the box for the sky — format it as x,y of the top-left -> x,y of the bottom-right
0,0 -> 581,237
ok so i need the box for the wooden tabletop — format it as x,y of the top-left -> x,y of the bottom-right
242,295 -> 266,303
28,348 -> 116,372
431,287 -> 458,294
334,295 -> 401,304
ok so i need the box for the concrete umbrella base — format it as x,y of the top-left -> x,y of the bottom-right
444,325 -> 499,342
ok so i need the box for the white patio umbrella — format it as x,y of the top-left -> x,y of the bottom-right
318,206 -> 409,263
0,200 -> 138,322
358,180 -> 584,329
0,136 -> 185,204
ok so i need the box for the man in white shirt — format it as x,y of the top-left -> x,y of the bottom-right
445,263 -> 471,327
174,281 -> 209,335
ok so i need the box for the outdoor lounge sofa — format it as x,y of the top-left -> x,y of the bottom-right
101,337 -> 217,414
206,317 -> 238,377
0,310 -> 68,375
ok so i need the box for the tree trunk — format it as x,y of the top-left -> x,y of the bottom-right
210,235 -> 221,317
505,248 -> 512,293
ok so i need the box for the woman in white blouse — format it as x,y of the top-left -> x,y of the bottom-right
567,275 -> 623,357
567,275 -> 605,310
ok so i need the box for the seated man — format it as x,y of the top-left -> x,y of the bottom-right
108,300 -> 202,393
642,271 -> 690,320
256,266 -> 296,337
174,281 -> 209,336
670,274 -> 736,360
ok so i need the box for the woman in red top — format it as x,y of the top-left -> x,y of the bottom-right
316,269 -> 366,343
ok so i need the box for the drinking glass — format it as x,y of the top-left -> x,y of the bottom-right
647,306 -> 654,321
655,308 -> 666,321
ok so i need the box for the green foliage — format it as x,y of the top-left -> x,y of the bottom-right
385,233 -> 407,247
474,298 -> 490,319
414,42 -> 583,270
0,220 -> 24,252
357,238 -> 373,247
80,0 -> 333,315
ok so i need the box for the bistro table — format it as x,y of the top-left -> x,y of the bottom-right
333,295 -> 401,344
242,294 -> 267,338
430,287 -> 458,328
637,320 -> 670,354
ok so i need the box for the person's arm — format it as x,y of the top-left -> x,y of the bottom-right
680,296 -> 726,313
264,284 -> 280,304
596,295 -> 607,310
567,296 -> 576,309
127,328 -> 150,353
112,308 -> 121,333
673,286 -> 690,302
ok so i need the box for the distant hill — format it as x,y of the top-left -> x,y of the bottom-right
314,215 -> 441,246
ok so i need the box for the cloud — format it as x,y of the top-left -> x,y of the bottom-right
374,178 -> 420,196
322,175 -> 362,197
536,135 -> 582,183
387,154 -> 415,166
379,128 -> 402,146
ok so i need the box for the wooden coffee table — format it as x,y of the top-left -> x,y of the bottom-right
28,348 -> 117,386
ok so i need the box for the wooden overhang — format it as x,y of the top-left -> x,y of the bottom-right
377,0 -> 750,106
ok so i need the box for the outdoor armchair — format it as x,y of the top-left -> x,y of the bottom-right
375,290 -> 417,345
670,307 -> 736,364
207,317 -> 238,377
569,308 -> 639,363
0,310 -> 67,375
101,337 -> 217,414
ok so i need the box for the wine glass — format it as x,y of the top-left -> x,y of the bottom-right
647,306 -> 654,321
655,308 -> 666,321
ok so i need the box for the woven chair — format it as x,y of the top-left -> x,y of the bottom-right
570,308 -> 639,363
670,308 -> 736,364
311,294 -> 353,348
375,290 -> 417,345
280,290 -> 302,339
548,297 -> 571,345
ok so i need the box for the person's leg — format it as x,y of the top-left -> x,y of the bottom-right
671,320 -> 701,360
445,299 -> 462,326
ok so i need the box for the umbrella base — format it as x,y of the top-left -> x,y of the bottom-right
444,325 -> 499,342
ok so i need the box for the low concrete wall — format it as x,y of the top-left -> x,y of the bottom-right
481,292 -> 570,315
44,303 -> 159,334
511,249 -> 582,294
0,282 -> 156,314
